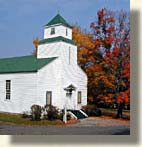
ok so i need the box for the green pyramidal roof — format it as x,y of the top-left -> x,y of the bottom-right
0,55 -> 57,73
45,14 -> 71,28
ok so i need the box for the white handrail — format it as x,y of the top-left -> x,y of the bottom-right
79,109 -> 88,117
68,111 -> 78,120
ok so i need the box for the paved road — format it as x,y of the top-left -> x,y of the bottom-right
0,117 -> 130,135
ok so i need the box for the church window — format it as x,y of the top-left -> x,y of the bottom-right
78,91 -> 82,104
6,80 -> 11,100
51,28 -> 55,35
46,91 -> 52,105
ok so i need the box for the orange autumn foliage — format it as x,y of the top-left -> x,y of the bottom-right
117,92 -> 129,103
73,8 -> 130,105
105,35 -> 114,45
72,26 -> 95,71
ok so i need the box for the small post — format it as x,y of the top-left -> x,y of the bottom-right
63,106 -> 67,124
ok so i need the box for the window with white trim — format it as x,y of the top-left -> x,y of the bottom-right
78,91 -> 82,104
6,80 -> 11,100
46,91 -> 52,105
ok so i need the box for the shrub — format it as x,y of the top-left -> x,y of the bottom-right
58,112 -> 63,120
44,105 -> 59,120
40,107 -> 48,119
82,105 -> 102,116
31,104 -> 42,121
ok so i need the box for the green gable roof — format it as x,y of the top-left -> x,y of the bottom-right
39,36 -> 76,45
0,55 -> 57,73
45,14 -> 71,28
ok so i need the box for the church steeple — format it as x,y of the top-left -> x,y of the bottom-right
45,14 -> 71,28
37,14 -> 77,65
43,14 -> 72,40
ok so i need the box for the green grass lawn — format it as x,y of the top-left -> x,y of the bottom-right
0,113 -> 63,126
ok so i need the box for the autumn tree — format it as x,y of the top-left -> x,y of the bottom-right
72,26 -> 115,105
90,8 -> 118,105
90,8 -> 115,53
104,10 -> 130,106
73,26 -> 107,103
73,8 -> 130,113
114,11 -> 130,104
72,9 -> 117,104
72,26 -> 95,71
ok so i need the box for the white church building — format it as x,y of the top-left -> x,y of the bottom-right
0,14 -> 87,114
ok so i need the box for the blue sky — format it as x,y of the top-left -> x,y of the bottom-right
0,0 -> 129,58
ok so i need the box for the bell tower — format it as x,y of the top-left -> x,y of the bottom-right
43,14 -> 72,40
37,14 -> 77,67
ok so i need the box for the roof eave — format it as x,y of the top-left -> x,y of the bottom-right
38,36 -> 76,46
0,71 -> 37,74
44,23 -> 72,29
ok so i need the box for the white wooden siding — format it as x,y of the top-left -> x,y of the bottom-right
77,65 -> 88,109
44,25 -> 72,39
37,42 -> 61,59
0,73 -> 37,113
36,58 -> 64,109
37,39 -> 87,110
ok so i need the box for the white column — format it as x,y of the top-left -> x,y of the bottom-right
63,105 -> 67,123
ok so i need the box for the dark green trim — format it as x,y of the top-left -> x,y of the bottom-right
0,71 -> 37,74
39,36 -> 76,45
44,23 -> 72,29
45,14 -> 71,28
0,55 -> 57,73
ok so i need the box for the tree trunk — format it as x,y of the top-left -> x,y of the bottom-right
116,102 -> 123,118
